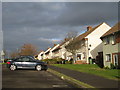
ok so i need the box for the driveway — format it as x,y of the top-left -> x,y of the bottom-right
2,65 -> 75,88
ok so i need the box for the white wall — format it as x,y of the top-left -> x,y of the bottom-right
86,23 -> 111,61
59,41 -> 72,60
38,51 -> 44,60
49,44 -> 60,58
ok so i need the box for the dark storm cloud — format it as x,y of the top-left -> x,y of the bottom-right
2,2 -> 118,52
55,3 -> 118,26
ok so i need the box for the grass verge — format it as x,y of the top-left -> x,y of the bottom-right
48,68 -> 95,88
0,63 -> 6,64
52,64 -> 120,80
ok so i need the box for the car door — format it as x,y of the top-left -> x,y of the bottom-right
14,58 -> 23,68
21,57 -> 36,68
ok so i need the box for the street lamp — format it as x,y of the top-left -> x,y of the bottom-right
1,50 -> 5,63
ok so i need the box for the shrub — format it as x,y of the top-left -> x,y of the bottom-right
110,63 -> 115,69
65,60 -> 72,64
42,59 -> 56,64
110,63 -> 119,69
42,58 -> 65,64
103,66 -> 110,69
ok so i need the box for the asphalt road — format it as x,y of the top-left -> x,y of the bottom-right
2,65 -> 75,88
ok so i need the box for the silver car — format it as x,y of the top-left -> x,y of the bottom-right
6,56 -> 48,71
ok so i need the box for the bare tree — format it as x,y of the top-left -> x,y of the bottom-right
19,43 -> 38,56
10,51 -> 19,58
65,31 -> 83,63
66,31 -> 78,40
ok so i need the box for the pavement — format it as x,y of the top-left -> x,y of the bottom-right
49,65 -> 119,88
2,64 -> 75,89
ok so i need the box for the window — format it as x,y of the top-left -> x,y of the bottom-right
16,58 -> 23,62
116,33 -> 120,43
113,54 -> 118,66
106,37 -> 110,44
111,36 -> 116,45
104,37 -> 110,45
77,54 -> 82,60
106,54 -> 111,62
104,39 -> 107,45
22,57 -> 30,62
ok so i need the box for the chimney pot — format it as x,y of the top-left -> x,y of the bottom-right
54,44 -> 56,46
87,26 -> 92,31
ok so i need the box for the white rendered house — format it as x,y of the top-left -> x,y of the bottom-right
37,51 -> 44,60
59,39 -> 72,60
43,48 -> 51,59
49,44 -> 60,58
75,22 -> 111,64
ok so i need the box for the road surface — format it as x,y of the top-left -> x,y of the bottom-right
2,65 -> 75,88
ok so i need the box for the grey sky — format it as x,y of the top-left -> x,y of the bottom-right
0,2 -> 2,53
2,0 -> 120,2
2,2 -> 118,53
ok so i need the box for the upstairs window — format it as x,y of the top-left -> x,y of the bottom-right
103,38 -> 107,45
106,37 -> 110,44
104,37 -> 110,45
116,33 -> 120,43
111,35 -> 116,45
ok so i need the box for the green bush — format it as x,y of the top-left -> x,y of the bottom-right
110,63 -> 115,69
103,66 -> 110,69
42,58 -> 65,64
110,63 -> 119,69
65,60 -> 72,64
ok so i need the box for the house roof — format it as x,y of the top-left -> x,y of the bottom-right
53,22 -> 107,50
101,22 -> 120,38
59,38 -> 70,46
50,44 -> 57,50
52,46 -> 61,52
44,48 -> 51,54
38,51 -> 44,55
50,44 -> 60,52
76,22 -> 107,41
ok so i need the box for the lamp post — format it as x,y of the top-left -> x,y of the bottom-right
1,50 -> 5,63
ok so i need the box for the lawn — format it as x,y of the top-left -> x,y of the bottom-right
52,64 -> 120,80
0,63 -> 6,64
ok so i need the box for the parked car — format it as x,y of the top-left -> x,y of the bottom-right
6,56 -> 48,71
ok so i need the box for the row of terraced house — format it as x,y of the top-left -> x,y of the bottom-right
38,22 -> 120,68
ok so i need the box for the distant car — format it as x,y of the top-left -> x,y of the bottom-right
6,56 -> 48,71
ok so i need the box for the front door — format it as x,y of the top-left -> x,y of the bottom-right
113,54 -> 118,66
14,58 -> 23,68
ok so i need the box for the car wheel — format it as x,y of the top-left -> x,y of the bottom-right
10,65 -> 16,71
36,65 -> 42,71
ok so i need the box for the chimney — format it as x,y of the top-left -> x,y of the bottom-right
54,44 -> 57,46
87,26 -> 92,31
64,38 -> 69,41
64,38 -> 67,41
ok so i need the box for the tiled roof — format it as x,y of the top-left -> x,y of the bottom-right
52,46 -> 61,52
51,44 -> 57,50
59,38 -> 70,46
58,22 -> 106,48
76,22 -> 105,41
101,22 -> 120,38
44,48 -> 51,54
51,44 -> 60,52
